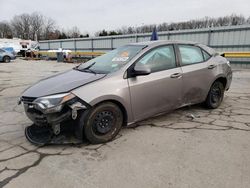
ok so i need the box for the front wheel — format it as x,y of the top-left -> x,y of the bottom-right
205,81 -> 224,109
81,102 -> 123,144
3,56 -> 11,63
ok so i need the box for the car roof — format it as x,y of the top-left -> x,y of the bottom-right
129,40 -> 215,55
129,40 -> 198,46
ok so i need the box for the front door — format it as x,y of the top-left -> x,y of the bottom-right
128,45 -> 183,122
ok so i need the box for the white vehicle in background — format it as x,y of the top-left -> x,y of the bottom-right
0,38 -> 39,56
0,38 -> 21,54
18,40 -> 39,56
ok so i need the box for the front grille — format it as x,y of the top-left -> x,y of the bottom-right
21,96 -> 37,104
35,116 -> 47,123
27,107 -> 43,115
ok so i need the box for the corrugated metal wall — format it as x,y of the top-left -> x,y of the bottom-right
39,25 -> 250,63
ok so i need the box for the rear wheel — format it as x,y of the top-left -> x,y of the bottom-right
3,56 -> 11,63
205,81 -> 224,109
81,102 -> 123,144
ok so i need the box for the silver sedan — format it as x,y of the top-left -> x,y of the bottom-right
19,40 -> 232,145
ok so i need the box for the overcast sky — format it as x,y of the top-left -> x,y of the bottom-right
0,0 -> 250,35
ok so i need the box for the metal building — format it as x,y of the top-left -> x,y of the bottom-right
39,25 -> 250,63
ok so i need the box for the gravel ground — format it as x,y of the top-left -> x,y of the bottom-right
0,59 -> 250,188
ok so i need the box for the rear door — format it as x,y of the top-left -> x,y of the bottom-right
128,45 -> 183,122
177,44 -> 214,105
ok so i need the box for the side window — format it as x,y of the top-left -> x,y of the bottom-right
202,50 -> 211,61
0,49 -> 4,53
179,45 -> 204,65
135,45 -> 176,72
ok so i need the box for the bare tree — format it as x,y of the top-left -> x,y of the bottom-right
67,26 -> 81,38
112,14 -> 249,35
2,12 -> 250,40
230,14 -> 245,25
30,12 -> 44,40
247,17 -> 250,24
0,21 -> 13,38
11,13 -> 31,39
43,17 -> 56,40
11,13 -> 57,40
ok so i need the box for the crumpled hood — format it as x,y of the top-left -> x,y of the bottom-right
22,69 -> 106,98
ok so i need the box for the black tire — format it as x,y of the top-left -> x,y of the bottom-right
80,102 -> 123,144
205,81 -> 224,109
3,56 -> 11,63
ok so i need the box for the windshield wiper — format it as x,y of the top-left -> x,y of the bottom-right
73,65 -> 80,70
82,62 -> 96,70
81,68 -> 97,74
73,62 -> 97,74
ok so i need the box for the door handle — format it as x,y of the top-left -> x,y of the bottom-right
170,73 -> 182,78
208,64 -> 217,69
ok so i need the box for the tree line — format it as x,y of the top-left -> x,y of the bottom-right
96,14 -> 250,36
0,12 -> 87,40
0,13 -> 249,40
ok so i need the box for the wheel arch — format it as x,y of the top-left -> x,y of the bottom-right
3,55 -> 11,62
205,75 -> 227,99
205,76 -> 226,109
91,99 -> 128,127
3,55 -> 10,59
212,76 -> 227,89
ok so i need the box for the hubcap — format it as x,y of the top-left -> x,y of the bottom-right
93,111 -> 115,134
5,57 -> 10,62
211,86 -> 221,104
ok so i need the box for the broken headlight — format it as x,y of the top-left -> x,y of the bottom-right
34,93 -> 76,114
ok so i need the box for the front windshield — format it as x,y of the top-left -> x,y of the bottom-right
77,45 -> 146,74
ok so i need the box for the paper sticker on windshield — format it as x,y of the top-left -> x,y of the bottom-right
121,51 -> 129,57
112,57 -> 129,62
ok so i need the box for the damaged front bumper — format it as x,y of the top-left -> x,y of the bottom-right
24,104 -> 72,126
20,94 -> 89,125
19,94 -> 90,145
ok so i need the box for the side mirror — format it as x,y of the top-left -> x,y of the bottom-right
130,65 -> 151,77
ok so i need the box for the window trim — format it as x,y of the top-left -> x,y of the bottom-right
201,49 -> 212,61
177,44 -> 211,67
127,44 -> 178,77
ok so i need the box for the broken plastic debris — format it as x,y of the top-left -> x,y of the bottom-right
186,113 -> 200,119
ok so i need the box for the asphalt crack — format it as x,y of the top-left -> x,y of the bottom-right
0,147 -> 72,187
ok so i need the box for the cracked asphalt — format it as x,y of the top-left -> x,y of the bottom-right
1,59 -> 250,188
